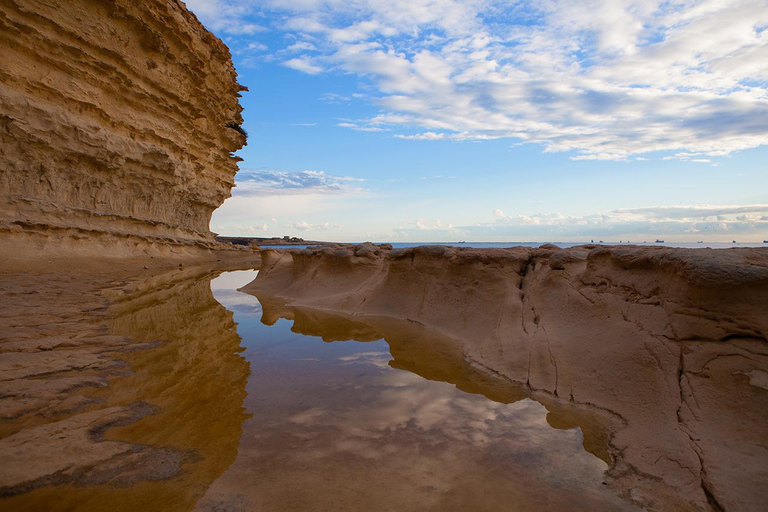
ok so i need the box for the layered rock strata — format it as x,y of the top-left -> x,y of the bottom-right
245,244 -> 768,511
0,0 -> 247,259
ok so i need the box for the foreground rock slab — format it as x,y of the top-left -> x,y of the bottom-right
245,244 -> 768,511
0,264 -> 251,510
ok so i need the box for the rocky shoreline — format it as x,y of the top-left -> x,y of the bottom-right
245,243 -> 768,511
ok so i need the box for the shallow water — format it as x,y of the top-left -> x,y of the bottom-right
198,271 -> 635,511
1,268 -> 637,511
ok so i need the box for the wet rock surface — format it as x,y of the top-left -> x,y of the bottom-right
0,266 -> 250,510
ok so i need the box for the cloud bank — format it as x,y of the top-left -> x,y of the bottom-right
389,204 -> 768,241
210,169 -> 363,236
233,169 -> 363,196
189,0 -> 768,160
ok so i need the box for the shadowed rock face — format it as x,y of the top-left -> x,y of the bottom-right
245,244 -> 768,511
0,0 -> 246,258
0,267 -> 249,511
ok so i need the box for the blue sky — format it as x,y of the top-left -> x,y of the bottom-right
187,0 -> 768,242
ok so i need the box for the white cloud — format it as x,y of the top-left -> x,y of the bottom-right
337,122 -> 386,132
283,56 -> 324,74
287,220 -> 344,231
410,218 -> 456,231
385,204 -> 768,241
320,92 -> 351,103
188,0 -> 768,160
185,0 -> 265,35
245,41 -> 268,52
464,204 -> 768,240
210,169 -> 365,237
285,41 -> 318,52
490,204 -> 768,226
232,169 -> 363,196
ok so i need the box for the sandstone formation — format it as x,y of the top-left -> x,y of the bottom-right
245,244 -> 768,511
0,266 -> 249,510
0,0 -> 247,261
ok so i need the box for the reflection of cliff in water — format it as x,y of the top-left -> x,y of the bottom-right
1,268 -> 250,511
257,293 -> 616,467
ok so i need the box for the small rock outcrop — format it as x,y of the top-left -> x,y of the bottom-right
0,0 -> 247,259
245,244 -> 768,511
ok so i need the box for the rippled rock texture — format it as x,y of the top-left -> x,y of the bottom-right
246,244 -> 768,511
0,267 -> 249,511
0,0 -> 247,259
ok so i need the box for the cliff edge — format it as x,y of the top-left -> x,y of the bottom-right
0,0 -> 247,260
245,244 -> 768,511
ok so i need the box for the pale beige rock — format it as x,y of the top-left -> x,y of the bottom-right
0,0 -> 248,263
245,244 -> 768,511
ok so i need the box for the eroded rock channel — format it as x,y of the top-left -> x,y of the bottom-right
245,243 -> 768,511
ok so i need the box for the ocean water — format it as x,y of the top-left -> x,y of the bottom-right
262,241 -> 767,250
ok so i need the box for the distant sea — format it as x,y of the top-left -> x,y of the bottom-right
262,241 -> 767,250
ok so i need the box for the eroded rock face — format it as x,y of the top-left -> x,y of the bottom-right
245,244 -> 768,511
0,0 -> 246,258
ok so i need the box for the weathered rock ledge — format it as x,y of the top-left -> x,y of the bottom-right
245,244 -> 768,511
0,0 -> 247,262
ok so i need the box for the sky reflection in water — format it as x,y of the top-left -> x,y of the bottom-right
203,270 -> 636,512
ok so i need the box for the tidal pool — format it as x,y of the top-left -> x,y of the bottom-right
0,268 -> 636,511
198,270 -> 636,511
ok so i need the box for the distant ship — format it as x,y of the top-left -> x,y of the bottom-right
655,239 -> 664,243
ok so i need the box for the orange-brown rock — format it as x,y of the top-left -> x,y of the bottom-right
245,244 -> 768,511
0,265 -> 250,510
0,0 -> 247,261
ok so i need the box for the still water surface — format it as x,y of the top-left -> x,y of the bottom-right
0,268 -> 638,511
198,270 -> 636,511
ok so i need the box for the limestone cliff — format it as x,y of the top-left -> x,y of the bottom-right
0,0 -> 247,259
245,244 -> 768,511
